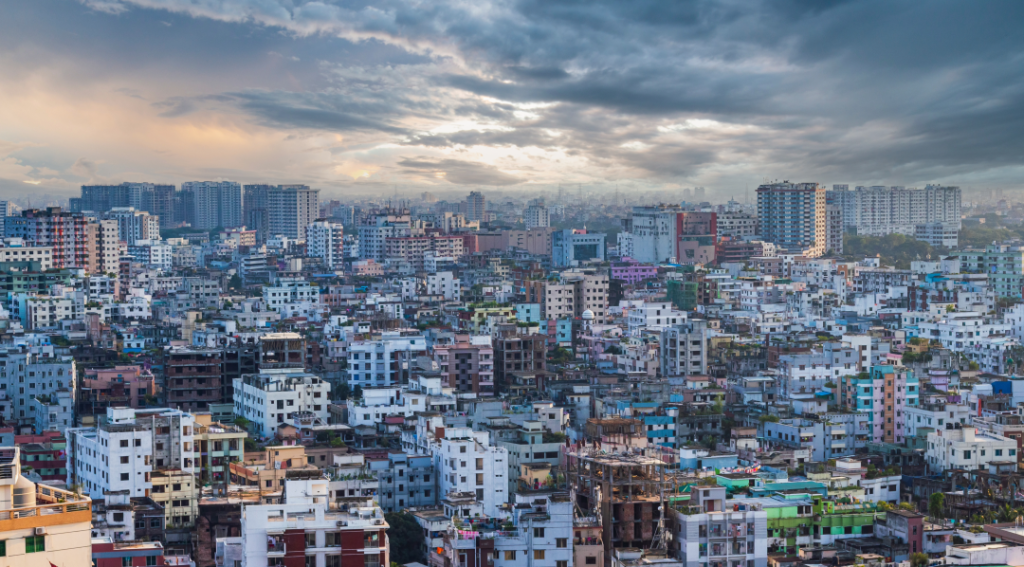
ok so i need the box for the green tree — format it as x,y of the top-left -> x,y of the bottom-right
385,512 -> 426,565
910,552 -> 929,567
337,382 -> 351,401
876,501 -> 892,512
899,502 -> 915,512
233,417 -> 251,430
929,492 -> 944,518
228,274 -> 243,291
353,385 -> 363,400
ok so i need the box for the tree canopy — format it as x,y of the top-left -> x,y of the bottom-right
385,512 -> 426,565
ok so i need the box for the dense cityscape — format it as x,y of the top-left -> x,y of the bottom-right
4,180 -> 1024,567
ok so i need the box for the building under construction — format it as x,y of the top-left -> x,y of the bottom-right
566,447 -> 674,558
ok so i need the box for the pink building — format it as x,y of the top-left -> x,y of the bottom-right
79,365 -> 157,415
610,257 -> 658,284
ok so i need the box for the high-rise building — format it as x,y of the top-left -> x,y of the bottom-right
182,181 -> 243,230
306,219 -> 345,269
173,187 -> 195,227
524,199 -> 550,229
464,190 -> 486,221
358,207 -> 413,262
6,207 -> 92,269
826,203 -> 844,254
267,184 -> 319,239
756,182 -> 827,257
101,207 -> 160,245
826,184 -> 961,236
242,184 -> 272,242
74,183 -> 174,221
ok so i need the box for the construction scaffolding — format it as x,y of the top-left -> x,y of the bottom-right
566,447 -> 674,558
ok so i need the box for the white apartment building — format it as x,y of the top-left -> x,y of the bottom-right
346,375 -> 456,427
437,427 -> 508,518
0,243 -> 53,269
233,367 -> 331,437
909,311 -> 1010,351
426,271 -> 461,301
827,184 -> 961,236
905,402 -> 970,440
627,301 -> 687,337
347,333 -> 428,388
925,426 -> 1017,474
240,479 -> 389,567
716,212 -> 758,239
659,320 -> 707,378
307,219 -> 345,269
358,210 -> 413,262
262,278 -> 320,313
672,486 -> 768,567
66,407 -> 196,499
524,200 -> 550,229
127,239 -> 172,271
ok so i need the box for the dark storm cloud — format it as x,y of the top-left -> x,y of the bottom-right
11,0 -> 1024,189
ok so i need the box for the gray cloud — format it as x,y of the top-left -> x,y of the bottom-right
3,0 -> 1023,192
398,158 -> 525,186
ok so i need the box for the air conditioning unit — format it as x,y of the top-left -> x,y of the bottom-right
34,527 -> 46,535
337,521 -> 348,527
373,519 -> 384,525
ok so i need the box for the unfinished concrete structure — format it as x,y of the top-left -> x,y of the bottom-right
566,447 -> 673,558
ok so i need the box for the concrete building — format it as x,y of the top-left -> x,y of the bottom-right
826,184 -> 961,237
671,485 -> 768,567
0,447 -> 93,567
839,365 -> 918,444
433,337 -> 494,395
307,219 -> 345,269
268,184 -> 319,239
240,478 -> 389,567
182,181 -> 243,230
659,320 -> 708,378
66,407 -> 196,499
524,199 -> 550,229
233,367 -> 331,437
347,333 -> 428,388
622,205 -> 718,264
552,229 -> 606,267
925,426 -> 1017,474
756,182 -> 827,257
0,345 -> 76,428
102,207 -> 160,245
465,191 -> 486,222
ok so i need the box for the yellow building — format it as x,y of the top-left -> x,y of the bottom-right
150,469 -> 197,529
192,412 -> 247,484
0,447 -> 92,567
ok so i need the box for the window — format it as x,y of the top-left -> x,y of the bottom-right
363,554 -> 380,567
325,532 -> 340,547
534,550 -> 545,560
326,556 -> 341,567
120,473 -> 129,481
123,558 -> 132,567
364,531 -> 379,548
147,556 -> 157,566
505,551 -> 517,560
586,558 -> 597,565
306,532 -> 317,547
305,556 -> 316,567
120,456 -> 129,464
964,450 -> 971,458
557,562 -> 568,567
557,538 -> 568,548
120,440 -> 129,447
25,535 -> 45,553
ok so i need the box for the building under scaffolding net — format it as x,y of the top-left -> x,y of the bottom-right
566,447 -> 674,558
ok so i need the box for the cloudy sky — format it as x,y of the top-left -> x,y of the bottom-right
1,0 -> 1023,202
